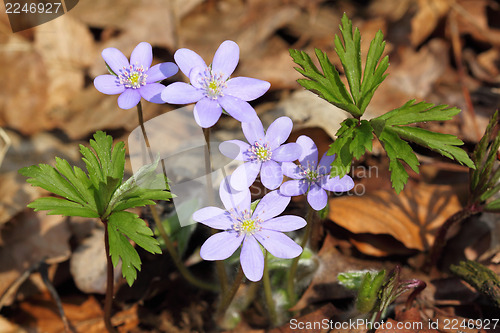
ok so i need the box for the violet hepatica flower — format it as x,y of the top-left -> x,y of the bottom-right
94,42 -> 178,109
219,116 -> 302,191
280,135 -> 355,211
161,40 -> 270,128
193,177 -> 305,282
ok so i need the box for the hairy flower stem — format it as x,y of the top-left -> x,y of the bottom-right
287,203 -> 314,306
103,221 -> 118,333
423,205 -> 481,273
216,264 -> 245,324
203,127 -> 229,296
150,207 -> 218,291
263,251 -> 277,326
135,103 -> 217,292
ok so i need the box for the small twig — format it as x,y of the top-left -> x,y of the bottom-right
449,11 -> 481,141
39,262 -> 73,333
0,127 -> 12,169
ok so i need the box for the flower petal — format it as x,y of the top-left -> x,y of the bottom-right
174,48 -> 207,77
94,75 -> 125,95
146,62 -> 178,83
139,83 -> 165,104
272,143 -> 302,162
102,47 -> 129,75
240,236 -> 264,282
161,82 -> 204,104
280,179 -> 308,196
219,140 -> 251,161
254,230 -> 302,259
253,190 -> 290,220
212,40 -> 239,80
193,207 -> 233,230
230,161 -> 261,191
318,152 -> 335,176
225,77 -> 270,101
193,98 -> 223,128
200,231 -> 243,260
242,118 -> 265,144
193,206 -> 226,222
260,160 -> 283,190
297,135 -> 318,167
130,42 -> 153,68
261,215 -> 306,232
117,89 -> 141,109
266,117 -> 293,150
281,162 -> 302,179
218,95 -> 258,123
321,174 -> 354,192
307,184 -> 328,210
220,175 -> 251,212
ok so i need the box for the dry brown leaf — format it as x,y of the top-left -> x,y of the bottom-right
34,14 -> 94,113
291,234 -> 386,312
0,130 -> 80,227
12,292 -> 138,333
270,303 -> 338,333
411,0 -> 452,46
0,210 -> 71,306
329,183 -> 463,256
0,36 -> 50,134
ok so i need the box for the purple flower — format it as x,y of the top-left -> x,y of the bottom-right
94,42 -> 178,109
280,135 -> 354,211
161,40 -> 270,128
193,178 -> 305,282
219,116 -> 302,191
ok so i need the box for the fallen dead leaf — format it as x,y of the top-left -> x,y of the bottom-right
411,0 -> 452,46
0,210 -> 71,306
291,234 -> 387,312
329,183 -> 464,256
270,303 -> 338,333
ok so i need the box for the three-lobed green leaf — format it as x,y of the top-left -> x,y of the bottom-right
20,131 -> 171,285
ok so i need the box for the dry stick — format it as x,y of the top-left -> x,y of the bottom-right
287,203 -> 314,306
135,103 -> 218,291
449,11 -> 481,141
103,221 -> 118,333
203,127 -> 229,296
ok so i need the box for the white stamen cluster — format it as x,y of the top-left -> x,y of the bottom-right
247,142 -> 272,162
118,64 -> 148,89
198,68 -> 227,99
299,162 -> 320,183
231,209 -> 262,236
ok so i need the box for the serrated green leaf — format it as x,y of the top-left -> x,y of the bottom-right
335,13 -> 362,104
290,48 -> 359,115
107,211 -> 162,286
19,164 -> 87,205
328,119 -> 357,178
109,211 -> 161,254
391,126 -> 475,168
28,197 -> 99,218
338,270 -> 377,291
55,157 -> 97,211
359,30 -> 388,112
377,127 -> 420,193
378,100 -> 461,126
350,120 -> 373,159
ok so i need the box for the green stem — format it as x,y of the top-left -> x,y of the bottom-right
263,250 -> 277,326
136,103 -> 217,292
287,203 -> 314,306
103,221 -> 118,333
216,264 -> 245,323
203,127 -> 229,295
150,206 -> 218,292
